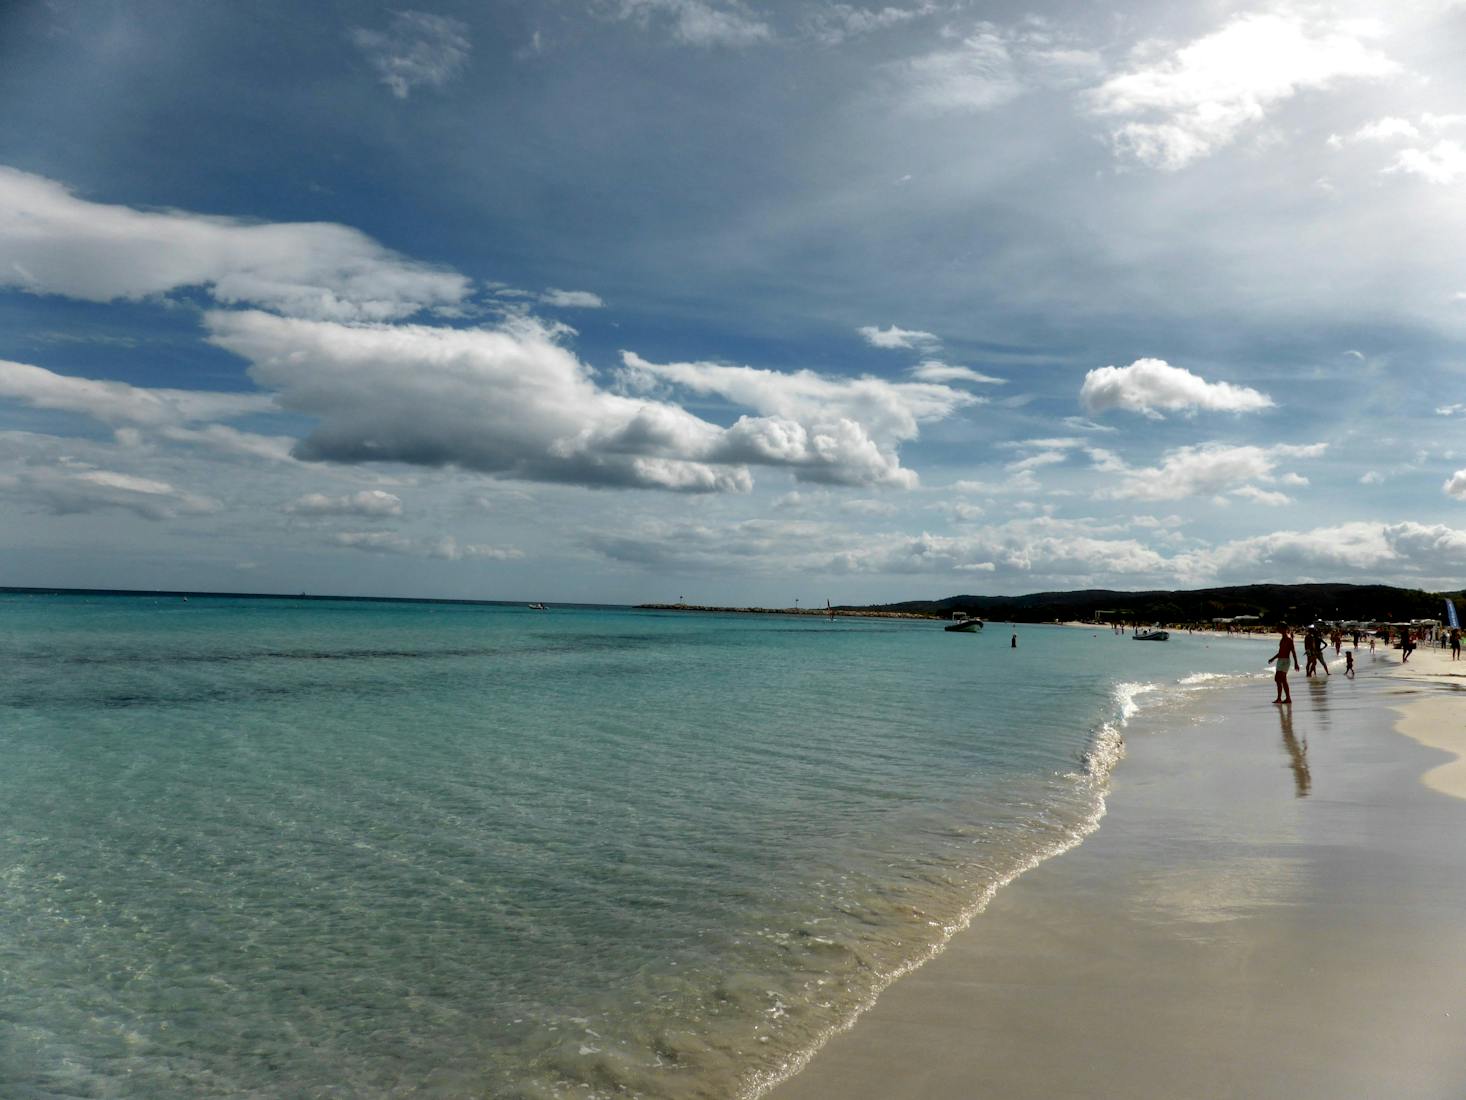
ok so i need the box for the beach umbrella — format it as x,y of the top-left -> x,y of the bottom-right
1446,599 -> 1460,631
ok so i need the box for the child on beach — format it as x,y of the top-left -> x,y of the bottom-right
1345,650 -> 1354,678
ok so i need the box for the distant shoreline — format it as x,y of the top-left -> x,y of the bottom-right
635,603 -> 940,620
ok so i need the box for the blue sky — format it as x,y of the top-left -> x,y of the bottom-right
3,0 -> 1466,604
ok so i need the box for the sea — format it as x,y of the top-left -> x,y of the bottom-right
0,593 -> 1272,1099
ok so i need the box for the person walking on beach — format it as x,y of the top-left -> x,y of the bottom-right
1452,628 -> 1461,661
1345,650 -> 1355,678
1269,627 -> 1299,704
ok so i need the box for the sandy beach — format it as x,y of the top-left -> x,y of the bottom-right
772,637 -> 1466,1099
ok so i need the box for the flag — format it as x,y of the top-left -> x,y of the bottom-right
1446,599 -> 1460,631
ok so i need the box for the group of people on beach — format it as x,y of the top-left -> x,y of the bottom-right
1266,622 -> 1462,702
1268,625 -> 1355,704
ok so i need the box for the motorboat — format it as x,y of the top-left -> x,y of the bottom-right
528,602 -> 547,610
1132,627 -> 1169,641
944,614 -> 983,633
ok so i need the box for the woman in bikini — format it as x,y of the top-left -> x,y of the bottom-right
1269,626 -> 1300,704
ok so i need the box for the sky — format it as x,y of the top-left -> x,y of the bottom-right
3,0 -> 1466,605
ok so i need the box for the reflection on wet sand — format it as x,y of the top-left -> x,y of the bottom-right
1279,705 -> 1311,797
1305,672 -> 1331,732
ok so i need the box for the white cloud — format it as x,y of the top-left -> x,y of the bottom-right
350,11 -> 471,99
333,530 -> 521,560
892,30 -> 1022,113
209,310 -> 750,492
588,517 -> 844,571
908,360 -> 1004,385
206,310 -> 967,492
8,464 -> 218,520
157,425 -> 298,463
620,350 -> 974,486
1006,450 -> 1068,473
1330,116 -> 1420,145
1360,470 -> 1384,485
0,167 -> 469,321
1444,470 -> 1466,499
1089,13 -> 1398,169
1186,521 -> 1466,582
1386,140 -> 1466,184
614,0 -> 772,47
808,3 -> 936,45
0,359 -> 274,426
857,323 -> 940,350
1231,484 -> 1291,506
1079,358 -> 1273,418
1099,442 -> 1325,502
829,517 -> 1173,580
540,288 -> 606,309
287,490 -> 404,517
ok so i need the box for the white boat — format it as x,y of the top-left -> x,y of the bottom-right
944,614 -> 983,633
1133,627 -> 1169,641
528,602 -> 547,610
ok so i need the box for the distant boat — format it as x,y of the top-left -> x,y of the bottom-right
944,613 -> 983,633
528,602 -> 547,611
1133,627 -> 1169,641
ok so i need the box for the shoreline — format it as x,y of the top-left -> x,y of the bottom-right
771,641 -> 1466,1098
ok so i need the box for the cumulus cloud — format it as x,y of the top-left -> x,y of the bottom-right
540,288 -> 605,308
1099,442 -> 1325,502
332,530 -> 521,560
620,350 -> 969,443
287,489 -> 404,517
1185,521 -> 1466,582
1443,470 -> 1466,499
613,0 -> 772,47
350,11 -> 471,99
1079,358 -> 1273,418
208,310 -> 748,492
8,464 -> 218,520
1089,13 -> 1398,169
857,324 -> 940,350
0,167 -> 469,321
908,360 -> 1004,385
207,310 -> 965,492
620,349 -> 975,486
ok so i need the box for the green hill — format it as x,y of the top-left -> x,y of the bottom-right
852,583 -> 1463,626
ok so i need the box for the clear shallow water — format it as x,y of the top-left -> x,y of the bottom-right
0,597 -> 1269,1099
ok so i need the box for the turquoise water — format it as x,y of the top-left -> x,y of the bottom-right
0,596 -> 1268,1098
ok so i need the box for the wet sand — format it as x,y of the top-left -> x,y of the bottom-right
771,643 -> 1466,1099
